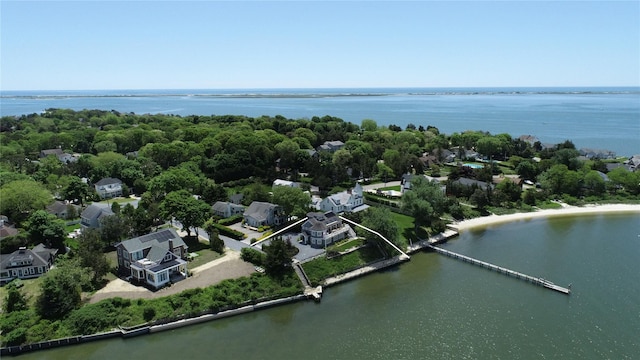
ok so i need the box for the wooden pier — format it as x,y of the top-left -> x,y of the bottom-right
426,244 -> 571,295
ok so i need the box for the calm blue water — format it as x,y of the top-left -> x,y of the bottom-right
1,87 -> 639,156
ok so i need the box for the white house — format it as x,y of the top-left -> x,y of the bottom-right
319,183 -> 365,214
115,228 -> 188,289
272,179 -> 299,188
94,177 -> 123,199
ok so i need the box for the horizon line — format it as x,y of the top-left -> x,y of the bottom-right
3,85 -> 639,93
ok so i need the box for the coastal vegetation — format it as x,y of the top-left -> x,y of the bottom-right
1,109 -> 639,347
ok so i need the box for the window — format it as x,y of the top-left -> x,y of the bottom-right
158,272 -> 167,282
124,252 -> 130,260
164,253 -> 173,262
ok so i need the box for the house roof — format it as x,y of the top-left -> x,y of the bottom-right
244,201 -> 278,222
212,201 -> 229,213
229,193 -> 243,204
41,148 -> 64,157
455,177 -> 492,189
81,203 -> 114,220
0,245 -> 55,272
47,200 -> 78,214
303,211 -> 340,232
95,177 -> 122,186
0,225 -> 18,238
117,228 -> 187,254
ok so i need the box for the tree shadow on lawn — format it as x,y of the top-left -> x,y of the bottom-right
183,235 -> 209,251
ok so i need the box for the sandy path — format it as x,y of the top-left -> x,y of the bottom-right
88,250 -> 255,304
450,203 -> 640,232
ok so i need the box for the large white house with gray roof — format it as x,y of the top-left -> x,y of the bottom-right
115,228 -> 188,289
319,183 -> 365,214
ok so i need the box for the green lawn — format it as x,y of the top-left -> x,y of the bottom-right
181,236 -> 224,269
378,185 -> 401,192
302,245 -> 383,286
331,238 -> 365,252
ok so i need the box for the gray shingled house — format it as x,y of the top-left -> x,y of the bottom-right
243,201 -> 286,228
0,244 -> 58,284
114,228 -> 188,289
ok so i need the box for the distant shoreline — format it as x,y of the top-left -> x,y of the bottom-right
450,203 -> 640,232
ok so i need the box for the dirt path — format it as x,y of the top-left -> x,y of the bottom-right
88,250 -> 255,304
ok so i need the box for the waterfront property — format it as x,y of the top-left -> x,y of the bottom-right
300,211 -> 354,249
0,244 -> 58,284
115,228 -> 189,289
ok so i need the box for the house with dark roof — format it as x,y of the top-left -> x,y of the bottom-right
0,218 -> 18,239
94,177 -> 123,199
0,244 -> 58,284
115,228 -> 188,289
80,203 -> 114,228
243,202 -> 286,228
319,183 -> 365,213
46,200 -> 81,220
452,177 -> 493,191
212,201 -> 245,218
301,211 -> 354,249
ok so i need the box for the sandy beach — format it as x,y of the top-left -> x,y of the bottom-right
450,203 -> 640,232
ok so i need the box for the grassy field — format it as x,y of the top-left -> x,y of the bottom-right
302,245 -> 383,286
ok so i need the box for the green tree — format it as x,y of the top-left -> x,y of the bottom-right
607,167 -> 640,195
271,185 -> 311,219
400,176 -> 448,235
25,210 -> 66,252
36,262 -> 83,319
262,237 -> 294,276
583,170 -> 606,196
470,188 -> 490,209
204,219 -> 225,253
99,214 -> 129,247
76,229 -> 111,285
3,282 -> 28,313
494,179 -> 522,204
160,190 -> 211,237
0,180 -> 52,224
275,139 -> 301,173
360,207 -> 402,253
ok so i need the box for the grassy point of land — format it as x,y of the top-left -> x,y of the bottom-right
302,245 -> 383,286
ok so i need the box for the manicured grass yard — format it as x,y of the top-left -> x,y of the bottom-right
181,236 -> 223,269
302,245 -> 383,286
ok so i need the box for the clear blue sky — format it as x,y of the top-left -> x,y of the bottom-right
1,1 -> 639,90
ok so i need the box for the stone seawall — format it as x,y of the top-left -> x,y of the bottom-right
0,295 -> 307,357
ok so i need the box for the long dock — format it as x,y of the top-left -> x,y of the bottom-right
426,244 -> 571,295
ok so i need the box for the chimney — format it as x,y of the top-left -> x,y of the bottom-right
169,239 -> 174,253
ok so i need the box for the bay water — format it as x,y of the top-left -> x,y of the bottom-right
14,214 -> 640,359
1,87 -> 639,156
